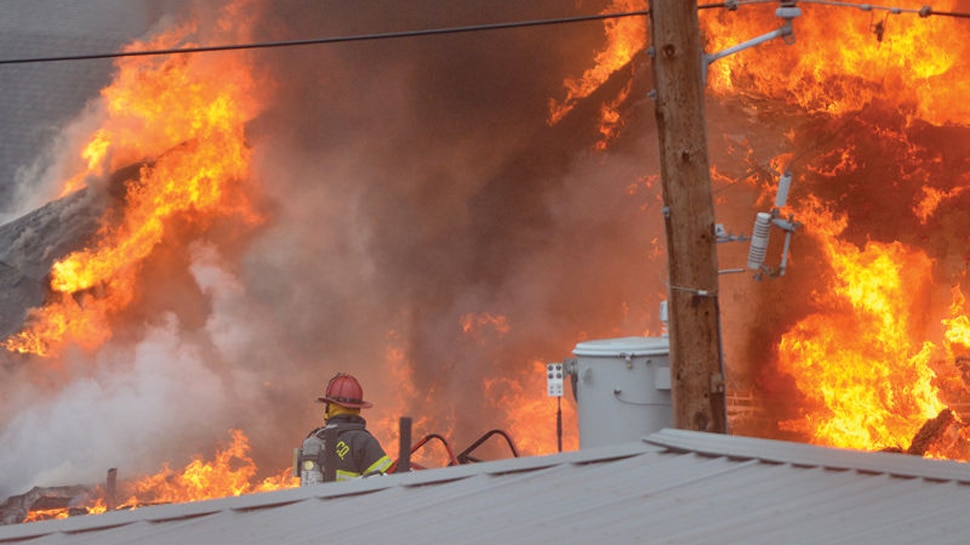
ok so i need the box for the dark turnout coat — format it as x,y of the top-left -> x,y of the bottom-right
304,414 -> 391,481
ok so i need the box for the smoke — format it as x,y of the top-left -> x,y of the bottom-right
228,0 -> 674,465
0,315 -> 228,496
229,0 -> 970,459
2,0 -> 673,496
5,0 -> 969,498
0,240 -> 296,498
3,0 -> 968,500
0,0 -> 195,222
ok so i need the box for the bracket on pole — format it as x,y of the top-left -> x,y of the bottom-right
701,2 -> 802,85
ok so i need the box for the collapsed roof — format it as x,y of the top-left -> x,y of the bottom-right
0,188 -> 105,343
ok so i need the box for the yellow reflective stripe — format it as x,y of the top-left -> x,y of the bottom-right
333,456 -> 392,482
336,469 -> 361,481
366,455 -> 392,475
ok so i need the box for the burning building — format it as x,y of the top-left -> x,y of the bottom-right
1,0 -> 970,525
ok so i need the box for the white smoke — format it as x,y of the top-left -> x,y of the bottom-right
0,239 -> 302,497
1,0 -> 678,499
0,315 -> 229,496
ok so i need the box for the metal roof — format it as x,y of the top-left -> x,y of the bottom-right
3,428 -> 970,545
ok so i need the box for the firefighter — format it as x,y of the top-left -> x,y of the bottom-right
296,372 -> 392,484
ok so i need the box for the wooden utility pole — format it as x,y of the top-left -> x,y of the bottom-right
649,0 -> 726,433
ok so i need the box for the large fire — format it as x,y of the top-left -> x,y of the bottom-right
4,0 -> 970,525
548,0 -> 647,129
701,0 -> 970,457
125,430 -> 295,504
703,1 -> 964,124
2,16 -> 264,357
774,197 -> 945,450
23,429 -> 296,523
2,1 -> 279,522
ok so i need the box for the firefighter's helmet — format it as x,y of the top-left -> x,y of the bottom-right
317,373 -> 373,408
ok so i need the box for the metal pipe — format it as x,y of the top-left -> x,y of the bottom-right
397,417 -> 412,473
704,27 -> 788,66
779,230 -> 794,276
105,468 -> 117,511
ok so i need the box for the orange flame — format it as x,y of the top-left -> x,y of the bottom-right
372,312 -> 576,467
594,79 -> 633,151
701,1 -> 967,124
484,363 -> 578,456
914,186 -> 968,225
22,508 -> 71,524
125,429 -> 294,506
3,14 -> 264,357
22,498 -> 107,524
775,198 -> 946,450
23,430 -> 295,523
943,284 -> 970,357
59,130 -> 114,196
371,329 -> 450,468
460,313 -> 577,456
15,0 -> 970,525
549,0 -> 647,126
699,1 -> 970,458
459,312 -> 511,338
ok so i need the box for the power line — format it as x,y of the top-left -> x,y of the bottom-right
1,1 -> 966,67
0,9 -> 651,66
705,0 -> 970,18
699,0 -> 791,10
794,0 -> 970,18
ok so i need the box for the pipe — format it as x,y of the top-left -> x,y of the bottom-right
105,468 -> 117,511
397,417 -> 412,473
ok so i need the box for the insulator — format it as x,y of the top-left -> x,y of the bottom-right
775,170 -> 792,209
747,212 -> 773,270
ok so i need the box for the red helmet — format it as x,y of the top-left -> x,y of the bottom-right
317,373 -> 373,408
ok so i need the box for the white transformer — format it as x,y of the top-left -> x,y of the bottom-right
567,336 -> 672,449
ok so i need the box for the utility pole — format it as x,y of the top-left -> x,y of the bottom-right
648,0 -> 727,433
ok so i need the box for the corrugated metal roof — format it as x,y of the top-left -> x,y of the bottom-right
3,429 -> 970,544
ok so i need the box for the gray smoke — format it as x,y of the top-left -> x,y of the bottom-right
7,0 -> 967,500
237,0 -> 669,467
1,0 -> 673,498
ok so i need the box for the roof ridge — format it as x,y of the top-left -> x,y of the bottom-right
645,428 -> 970,482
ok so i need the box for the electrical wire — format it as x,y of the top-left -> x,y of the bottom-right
698,0 -> 786,10
1,1 -> 966,66
0,9 -> 650,66
799,0 -> 928,13
701,0 -> 970,18
798,0 -> 970,18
